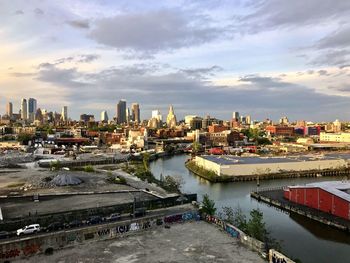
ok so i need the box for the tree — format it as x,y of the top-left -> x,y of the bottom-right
246,209 -> 267,241
17,133 -> 34,145
221,206 -> 247,231
201,194 -> 216,215
192,141 -> 201,154
142,152 -> 150,171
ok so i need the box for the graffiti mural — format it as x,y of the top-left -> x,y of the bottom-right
0,248 -> 20,259
97,228 -> 110,236
116,224 -> 129,234
22,243 -> 41,256
164,214 -> 183,223
205,215 -> 240,238
67,233 -> 77,242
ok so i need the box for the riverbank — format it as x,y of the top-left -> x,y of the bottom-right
251,189 -> 350,232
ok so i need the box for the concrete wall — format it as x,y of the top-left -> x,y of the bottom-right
0,210 -> 199,262
204,214 -> 265,255
195,156 -> 348,177
269,249 -> 295,263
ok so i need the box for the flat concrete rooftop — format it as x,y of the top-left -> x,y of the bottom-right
18,221 -> 264,263
201,153 -> 350,166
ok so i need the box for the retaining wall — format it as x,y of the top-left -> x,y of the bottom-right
0,210 -> 200,262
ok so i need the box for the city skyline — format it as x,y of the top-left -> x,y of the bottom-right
1,0 -> 350,121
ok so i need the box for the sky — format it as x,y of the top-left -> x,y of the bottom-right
1,0 -> 350,122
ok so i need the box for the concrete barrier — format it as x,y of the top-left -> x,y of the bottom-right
269,249 -> 295,263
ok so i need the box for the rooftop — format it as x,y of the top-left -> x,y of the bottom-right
288,181 -> 350,203
200,153 -> 350,166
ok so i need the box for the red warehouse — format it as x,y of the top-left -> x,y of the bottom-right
284,181 -> 350,220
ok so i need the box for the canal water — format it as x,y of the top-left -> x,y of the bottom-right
150,154 -> 350,263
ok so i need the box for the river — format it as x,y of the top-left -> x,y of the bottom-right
150,154 -> 350,263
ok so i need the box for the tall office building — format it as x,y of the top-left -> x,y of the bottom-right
101,110 -> 109,122
116,100 -> 127,124
6,102 -> 13,118
131,103 -> 140,124
61,106 -> 68,122
28,98 -> 37,123
166,105 -> 177,129
152,110 -> 162,121
232,111 -> 239,121
246,115 -> 251,125
21,98 -> 27,120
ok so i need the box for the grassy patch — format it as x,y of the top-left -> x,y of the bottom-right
6,182 -> 25,188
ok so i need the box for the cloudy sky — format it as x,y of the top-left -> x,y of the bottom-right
1,0 -> 350,122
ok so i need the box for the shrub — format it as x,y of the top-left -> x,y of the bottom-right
84,165 -> 95,172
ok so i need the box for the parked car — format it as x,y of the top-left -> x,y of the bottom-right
106,213 -> 121,222
87,216 -> 102,225
17,224 -> 40,236
67,220 -> 82,228
131,208 -> 146,218
46,222 -> 64,232
0,231 -> 9,239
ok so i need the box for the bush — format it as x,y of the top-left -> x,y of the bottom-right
84,165 -> 95,172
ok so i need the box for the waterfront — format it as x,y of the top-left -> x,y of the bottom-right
150,154 -> 350,263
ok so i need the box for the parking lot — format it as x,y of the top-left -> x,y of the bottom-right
17,220 -> 265,263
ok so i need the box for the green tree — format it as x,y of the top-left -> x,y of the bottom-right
221,206 -> 247,231
201,194 -> 216,215
192,141 -> 201,154
142,152 -> 150,171
17,133 -> 34,145
246,209 -> 267,241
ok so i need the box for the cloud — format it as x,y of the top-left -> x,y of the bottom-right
31,64 -> 350,121
180,65 -> 222,79
239,0 -> 350,32
10,72 -> 36,78
310,49 -> 350,66
14,10 -> 24,15
66,19 -> 90,29
34,8 -> 44,15
317,26 -> 350,49
317,69 -> 330,76
89,9 -> 223,53
77,54 -> 100,63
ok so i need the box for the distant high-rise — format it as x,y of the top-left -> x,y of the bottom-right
21,98 -> 27,120
116,100 -> 127,124
246,115 -> 251,125
101,111 -> 109,122
61,106 -> 68,122
28,98 -> 37,123
152,110 -> 162,121
6,102 -> 13,118
131,103 -> 140,124
166,105 -> 177,129
232,112 -> 239,121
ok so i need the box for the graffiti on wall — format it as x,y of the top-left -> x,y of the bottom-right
22,244 -> 41,256
0,248 -> 20,259
97,229 -> 110,236
0,243 -> 41,260
205,215 -> 240,239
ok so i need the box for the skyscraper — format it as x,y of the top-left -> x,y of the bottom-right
232,111 -> 239,121
61,106 -> 68,122
166,105 -> 177,129
21,98 -> 27,120
101,110 -> 109,122
6,102 -> 13,118
116,100 -> 127,124
28,98 -> 37,123
131,103 -> 140,124
152,110 -> 162,121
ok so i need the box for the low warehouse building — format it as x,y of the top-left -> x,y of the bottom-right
283,181 -> 350,220
194,154 -> 349,177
